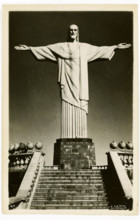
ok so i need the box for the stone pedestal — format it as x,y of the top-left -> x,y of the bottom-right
53,138 -> 96,169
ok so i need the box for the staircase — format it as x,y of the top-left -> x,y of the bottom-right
30,168 -> 109,209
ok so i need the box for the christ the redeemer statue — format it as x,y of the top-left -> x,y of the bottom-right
15,24 -> 131,139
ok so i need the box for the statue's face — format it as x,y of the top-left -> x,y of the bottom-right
69,24 -> 78,41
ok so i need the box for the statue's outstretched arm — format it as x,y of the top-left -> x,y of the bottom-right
115,43 -> 131,49
14,45 -> 30,50
14,44 -> 57,61
87,42 -> 131,62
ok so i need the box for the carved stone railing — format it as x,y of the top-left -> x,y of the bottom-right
109,141 -> 133,184
27,152 -> 45,209
9,142 -> 45,210
9,153 -> 33,173
9,142 -> 44,172
106,151 -> 133,210
118,153 -> 133,184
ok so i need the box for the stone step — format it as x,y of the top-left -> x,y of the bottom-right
41,170 -> 101,174
41,171 -> 101,176
35,189 -> 105,194
30,206 -> 109,209
34,194 -> 106,199
38,180 -> 103,184
31,200 -> 108,206
41,169 -> 101,171
33,196 -> 107,201
39,176 -> 102,180
36,185 -> 105,190
40,172 -> 102,176
34,191 -> 106,196
39,175 -> 102,179
36,183 -> 104,187
30,204 -> 109,209
36,184 -> 105,189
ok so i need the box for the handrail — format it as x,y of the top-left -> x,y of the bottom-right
27,154 -> 45,209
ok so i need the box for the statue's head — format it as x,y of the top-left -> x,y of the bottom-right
67,24 -> 79,42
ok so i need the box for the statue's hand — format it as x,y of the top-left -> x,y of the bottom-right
117,43 -> 131,49
14,45 -> 30,50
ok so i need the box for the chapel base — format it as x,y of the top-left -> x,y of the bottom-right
53,138 -> 96,169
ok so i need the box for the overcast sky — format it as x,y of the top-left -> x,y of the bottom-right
9,11 -> 133,165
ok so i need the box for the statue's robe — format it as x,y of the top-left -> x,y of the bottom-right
30,42 -> 116,138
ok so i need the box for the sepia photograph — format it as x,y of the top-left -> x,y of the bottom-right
2,4 -> 138,214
